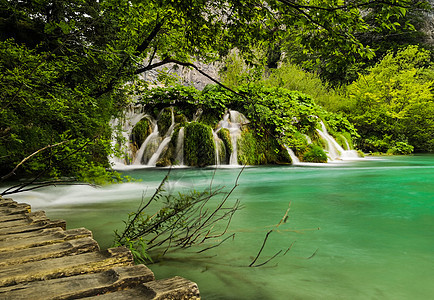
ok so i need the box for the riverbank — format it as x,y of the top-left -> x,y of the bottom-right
0,196 -> 200,299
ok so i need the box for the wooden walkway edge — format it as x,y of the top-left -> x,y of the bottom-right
0,196 -> 200,299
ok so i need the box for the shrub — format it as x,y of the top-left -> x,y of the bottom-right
303,145 -> 328,163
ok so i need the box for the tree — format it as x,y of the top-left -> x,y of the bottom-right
346,45 -> 434,153
0,0 -> 421,181
280,0 -> 432,85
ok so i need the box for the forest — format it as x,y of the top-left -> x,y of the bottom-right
0,0 -> 433,182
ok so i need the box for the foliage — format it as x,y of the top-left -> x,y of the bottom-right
262,62 -> 346,112
0,0 -> 424,181
131,118 -> 151,150
302,145 -> 328,163
346,45 -> 434,153
237,129 -> 290,165
0,39 -> 120,181
184,122 -> 216,167
280,0 -> 432,85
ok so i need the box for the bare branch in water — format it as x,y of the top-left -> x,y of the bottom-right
114,166 -> 245,262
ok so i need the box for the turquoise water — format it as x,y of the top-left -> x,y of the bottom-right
9,155 -> 434,299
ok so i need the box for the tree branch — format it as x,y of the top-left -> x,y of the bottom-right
0,140 -> 69,182
135,57 -> 248,99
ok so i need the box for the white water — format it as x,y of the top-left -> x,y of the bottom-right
285,146 -> 300,164
175,127 -> 185,166
316,121 -> 359,161
133,121 -> 158,165
212,131 -> 222,165
146,108 -> 176,166
109,106 -> 145,166
147,136 -> 172,166
214,110 -> 247,166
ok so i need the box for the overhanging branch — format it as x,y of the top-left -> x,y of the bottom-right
135,57 -> 247,99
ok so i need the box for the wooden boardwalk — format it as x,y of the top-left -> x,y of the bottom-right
0,197 -> 200,299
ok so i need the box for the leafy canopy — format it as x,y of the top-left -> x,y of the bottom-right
0,0 -> 420,180
346,45 -> 434,153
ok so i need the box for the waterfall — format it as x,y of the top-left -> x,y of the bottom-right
213,131 -> 222,165
316,121 -> 359,161
285,146 -> 300,164
214,110 -> 247,166
146,108 -> 176,166
109,106 -> 145,166
147,136 -> 172,166
175,127 -> 185,166
133,122 -> 158,165
229,130 -> 240,165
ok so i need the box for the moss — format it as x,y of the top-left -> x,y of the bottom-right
312,131 -> 327,149
131,118 -> 151,149
237,128 -> 290,165
302,144 -> 328,163
217,128 -> 232,162
157,107 -> 173,136
184,122 -> 216,167
336,132 -> 353,150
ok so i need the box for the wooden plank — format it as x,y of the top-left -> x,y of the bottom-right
0,198 -> 17,207
0,203 -> 31,215
0,265 -> 155,300
0,227 -> 92,251
0,211 -> 55,229
86,276 -> 201,300
0,246 -> 133,287
0,237 -> 99,267
0,213 -> 28,222
141,276 -> 201,300
0,219 -> 66,235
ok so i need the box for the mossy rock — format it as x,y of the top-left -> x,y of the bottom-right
131,118 -> 151,149
302,144 -> 328,163
174,113 -> 188,125
184,122 -> 216,167
237,129 -> 290,165
336,132 -> 353,150
215,137 -> 227,164
157,107 -> 173,136
217,128 -> 232,162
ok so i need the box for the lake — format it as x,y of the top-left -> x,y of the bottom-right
8,155 -> 434,299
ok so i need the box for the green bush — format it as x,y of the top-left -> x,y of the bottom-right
217,128 -> 233,163
184,122 -> 216,167
131,118 -> 151,149
387,142 -> 414,155
302,145 -> 328,163
346,46 -> 434,153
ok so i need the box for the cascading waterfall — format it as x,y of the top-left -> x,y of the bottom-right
175,127 -> 185,166
111,106 -> 359,168
214,110 -> 247,166
109,106 -> 145,166
285,146 -> 300,164
145,108 -> 176,166
316,121 -> 359,161
212,131 -> 222,165
147,136 -> 172,166
133,120 -> 158,165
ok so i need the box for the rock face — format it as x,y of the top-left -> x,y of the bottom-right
0,196 -> 200,299
139,61 -> 221,90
